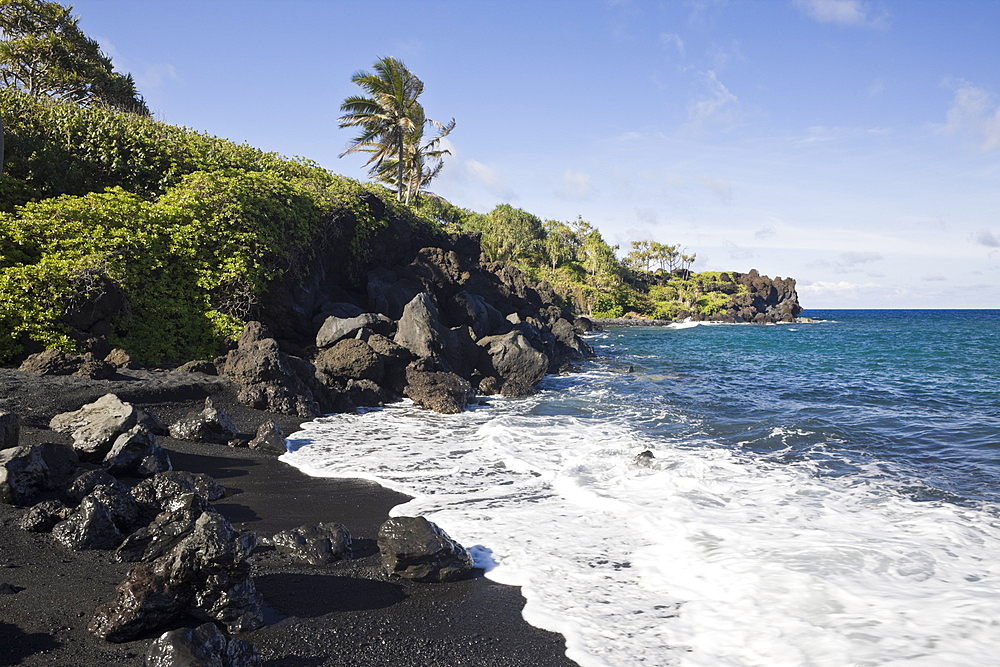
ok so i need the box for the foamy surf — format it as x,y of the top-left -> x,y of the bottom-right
282,363 -> 1000,667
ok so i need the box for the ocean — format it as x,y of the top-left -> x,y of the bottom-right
282,309 -> 1000,666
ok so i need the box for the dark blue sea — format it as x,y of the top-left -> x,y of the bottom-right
286,309 -> 1000,665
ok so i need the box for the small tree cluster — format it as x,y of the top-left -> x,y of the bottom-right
0,0 -> 149,115
338,56 -> 453,204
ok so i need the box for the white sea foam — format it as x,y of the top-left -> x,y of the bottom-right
282,370 -> 1000,666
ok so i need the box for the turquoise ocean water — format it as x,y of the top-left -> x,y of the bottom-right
285,310 -> 1000,665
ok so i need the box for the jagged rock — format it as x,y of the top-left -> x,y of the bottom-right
174,359 -> 218,375
315,312 -> 394,349
137,409 -> 170,436
105,348 -> 140,370
65,468 -> 126,504
366,268 -> 422,320
477,375 -> 502,396
634,450 -> 656,467
87,482 -> 142,533
73,353 -> 117,380
394,292 -> 451,362
52,495 -> 124,550
0,412 -> 19,450
132,473 -> 213,517
49,394 -> 138,462
477,331 -> 549,397
154,471 -> 226,502
1,443 -> 78,506
314,338 -> 384,382
169,398 -> 237,444
573,316 -> 595,333
145,622 -> 261,667
270,523 -> 352,565
403,367 -> 474,414
445,290 -> 507,339
551,318 -> 594,360
18,348 -> 80,375
89,555 -> 188,643
104,425 -> 171,478
377,516 -> 475,582
0,445 -> 47,506
90,512 -> 262,642
17,499 -> 71,532
343,378 -> 395,407
247,421 -> 287,455
365,333 -> 413,364
116,505 -> 204,563
220,324 -> 328,418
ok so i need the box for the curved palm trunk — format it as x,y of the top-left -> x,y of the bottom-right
396,135 -> 405,201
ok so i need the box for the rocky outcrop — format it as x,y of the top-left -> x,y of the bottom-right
145,623 -> 261,667
247,420 -> 287,454
89,511 -> 263,642
219,323 -> 332,418
49,394 -> 137,461
103,425 -> 171,477
0,443 -> 79,506
403,367 -> 475,414
377,516 -> 475,583
709,270 -> 802,323
169,397 -> 238,445
269,522 -> 352,565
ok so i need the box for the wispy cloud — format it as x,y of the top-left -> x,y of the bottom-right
97,38 -> 178,90
697,175 -> 732,204
837,250 -> 883,267
686,70 -> 740,131
945,80 -> 1000,152
660,32 -> 685,57
921,274 -> 946,282
794,0 -> 889,29
464,160 -> 515,201
724,240 -> 755,260
754,226 -> 777,240
557,170 -> 595,200
970,228 -> 1000,248
797,280 -> 882,298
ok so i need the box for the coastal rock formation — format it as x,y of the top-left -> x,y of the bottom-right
51,494 -> 124,550
403,367 -> 475,414
103,425 -> 171,477
90,511 -> 263,642
0,412 -> 20,449
377,516 -> 475,583
0,443 -> 79,506
49,394 -> 137,461
169,398 -> 237,445
269,522 -> 352,565
145,623 -> 261,667
247,420 -> 287,454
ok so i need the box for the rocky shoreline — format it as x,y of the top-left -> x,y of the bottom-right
0,367 -> 575,666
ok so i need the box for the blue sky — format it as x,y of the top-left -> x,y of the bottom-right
70,0 -> 1000,308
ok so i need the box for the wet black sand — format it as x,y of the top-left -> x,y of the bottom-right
0,369 -> 574,666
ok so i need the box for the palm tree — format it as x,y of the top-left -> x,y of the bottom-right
337,56 -> 425,202
370,117 -> 455,203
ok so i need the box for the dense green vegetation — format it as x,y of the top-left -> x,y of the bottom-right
0,0 -> 148,114
0,5 -> 744,367
419,199 -> 742,320
0,89 -> 438,364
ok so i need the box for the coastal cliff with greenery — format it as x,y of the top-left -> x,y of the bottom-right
0,88 -> 799,368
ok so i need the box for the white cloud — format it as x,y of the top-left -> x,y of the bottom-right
970,228 -> 1000,248
921,274 -> 946,282
697,175 -> 732,204
686,70 -> 740,131
557,170 -> 595,200
837,250 -> 883,267
754,226 -> 777,240
794,0 -> 888,29
945,81 -> 1000,152
797,280 -> 882,298
660,32 -> 685,57
464,160 -> 515,201
724,240 -> 755,260
97,37 -> 177,90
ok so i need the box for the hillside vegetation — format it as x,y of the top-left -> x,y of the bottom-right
0,89 -> 439,364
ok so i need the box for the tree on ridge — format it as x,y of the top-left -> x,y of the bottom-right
0,0 -> 149,115
337,56 -> 453,203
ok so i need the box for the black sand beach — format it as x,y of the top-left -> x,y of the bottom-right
0,368 -> 574,666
